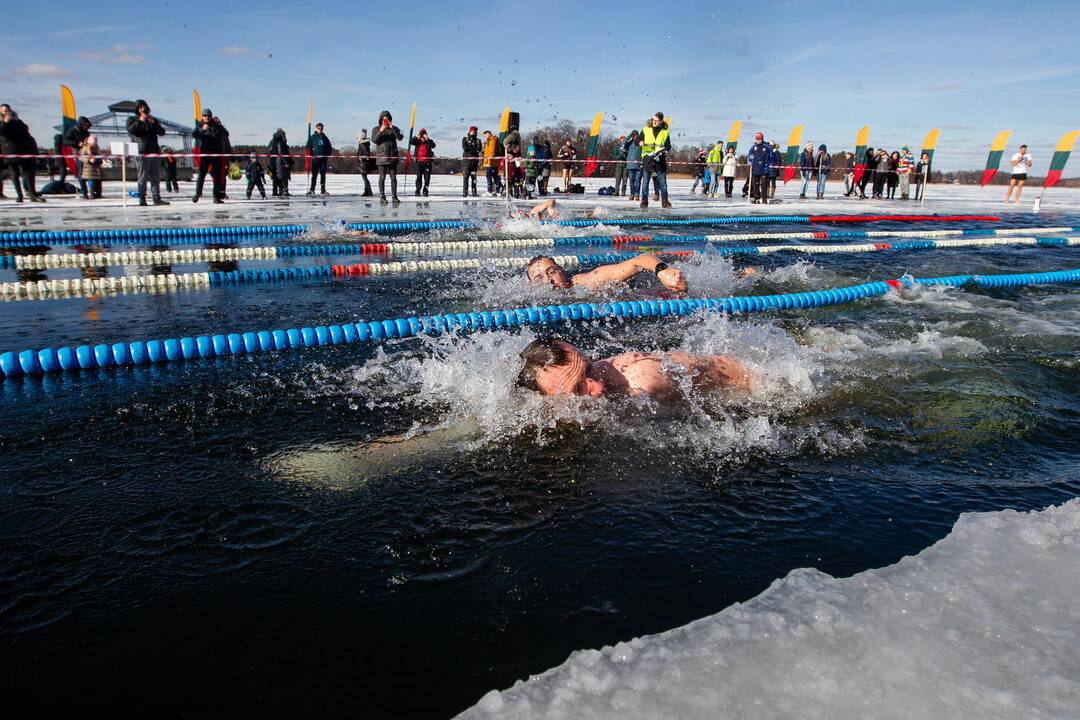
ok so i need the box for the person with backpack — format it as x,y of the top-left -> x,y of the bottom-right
461,126 -> 482,198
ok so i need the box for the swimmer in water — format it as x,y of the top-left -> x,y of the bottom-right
526,198 -> 558,219
516,336 -> 752,400
526,253 -> 687,292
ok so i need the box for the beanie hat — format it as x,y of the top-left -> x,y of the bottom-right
134,99 -> 150,112
755,132 -> 764,140
819,144 -> 827,151
469,126 -> 478,133
202,108 -> 212,117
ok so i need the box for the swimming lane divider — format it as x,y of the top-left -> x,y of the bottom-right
2,267 -> 1078,378
0,214 -> 1001,247
7,227 -> 1075,270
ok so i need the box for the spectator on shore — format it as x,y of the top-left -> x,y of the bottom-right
690,147 -> 707,195
79,135 -> 103,199
798,141 -> 815,199
624,130 -> 642,201
0,104 -> 45,202
858,146 -> 876,199
897,146 -> 914,200
706,140 -> 723,198
871,149 -> 889,199
482,130 -> 502,196
535,138 -> 552,196
612,134 -> 627,195
126,99 -> 169,206
722,146 -> 737,198
813,144 -> 831,199
268,128 -> 292,197
163,148 -> 179,193
63,115 -> 92,198
524,142 -> 539,199
914,152 -> 930,201
245,152 -> 267,199
746,132 -> 770,203
886,151 -> 900,199
766,141 -> 780,200
1006,144 -> 1033,203
373,110 -> 404,205
355,129 -> 374,197
410,128 -> 436,197
557,140 -> 578,192
192,109 -> 228,203
306,122 -> 332,196
640,112 -> 672,209
461,126 -> 482,198
504,121 -> 524,198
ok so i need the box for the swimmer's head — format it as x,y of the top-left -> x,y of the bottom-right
526,256 -> 571,288
517,337 -> 604,397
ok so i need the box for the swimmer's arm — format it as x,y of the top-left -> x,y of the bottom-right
666,352 -> 753,392
573,254 -> 686,291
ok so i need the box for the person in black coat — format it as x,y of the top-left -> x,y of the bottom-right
126,99 -> 169,206
461,126 -> 482,197
62,116 -> 91,196
372,110 -> 403,205
245,152 -> 266,199
858,147 -> 876,199
0,104 -> 45,202
192,109 -> 229,203
267,128 -> 292,196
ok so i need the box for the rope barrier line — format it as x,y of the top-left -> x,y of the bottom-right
2,267 -> 1078,378
5,228 -> 1076,272
5,237 -> 1078,302
0,215 -> 1001,247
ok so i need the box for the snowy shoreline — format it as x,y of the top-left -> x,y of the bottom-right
458,499 -> 1080,720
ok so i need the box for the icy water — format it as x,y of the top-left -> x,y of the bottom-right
2,213 -> 1079,717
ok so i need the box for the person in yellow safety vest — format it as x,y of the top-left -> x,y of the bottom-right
639,112 -> 672,209
706,140 -> 724,198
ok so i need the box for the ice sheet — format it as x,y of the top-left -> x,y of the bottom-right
458,499 -> 1080,720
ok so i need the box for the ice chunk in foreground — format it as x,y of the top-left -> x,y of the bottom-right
458,499 -> 1080,719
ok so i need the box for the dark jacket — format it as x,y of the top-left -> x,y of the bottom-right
63,122 -> 90,150
357,139 -> 374,172
410,136 -> 436,164
126,115 -> 166,154
0,114 -> 37,156
812,152 -> 832,178
462,134 -> 482,169
624,132 -> 642,170
268,131 -> 292,172
799,148 -> 815,174
504,129 -> 522,156
373,112 -> 404,166
245,160 -> 264,182
193,120 -> 227,155
307,132 -> 332,157
747,141 -> 770,175
765,147 -> 781,178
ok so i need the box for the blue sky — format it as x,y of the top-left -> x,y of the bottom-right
2,0 -> 1078,171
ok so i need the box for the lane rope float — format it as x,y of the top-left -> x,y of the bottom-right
0,214 -> 1001,247
2,267 -> 1077,378
5,226 -> 1073,270
4,238 -> 1080,302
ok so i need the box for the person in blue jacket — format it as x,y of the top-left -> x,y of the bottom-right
746,132 -> 771,204
306,122 -> 333,196
812,144 -> 832,199
765,141 -> 781,200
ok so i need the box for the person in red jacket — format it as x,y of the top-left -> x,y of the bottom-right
409,128 -> 436,196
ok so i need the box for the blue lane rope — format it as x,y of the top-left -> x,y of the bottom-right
0,213 -> 1004,247
2,267 -> 1078,378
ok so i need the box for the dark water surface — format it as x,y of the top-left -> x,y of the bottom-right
2,214 -> 1079,717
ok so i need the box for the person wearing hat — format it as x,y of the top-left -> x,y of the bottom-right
306,122 -> 333,196
0,104 -> 45,202
639,111 -> 672,209
897,146 -> 915,200
798,141 -> 815,199
409,128 -> 436,197
269,128 -> 293,197
372,110 -> 403,205
745,132 -> 771,203
612,134 -> 628,195
355,129 -> 374,197
461,126 -> 482,197
813,144 -> 832,199
245,152 -> 267,199
126,99 -> 169,206
192,108 -> 228,203
63,115 -> 92,198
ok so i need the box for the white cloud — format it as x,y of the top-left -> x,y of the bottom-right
76,43 -> 149,64
9,63 -> 73,78
221,45 -> 250,56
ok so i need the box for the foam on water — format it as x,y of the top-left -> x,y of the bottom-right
458,499 -> 1080,720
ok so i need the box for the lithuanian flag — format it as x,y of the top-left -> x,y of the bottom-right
584,112 -> 603,177
782,125 -> 804,183
1043,129 -> 1078,189
980,130 -> 1011,187
852,126 -> 870,185
60,84 -> 77,174
193,90 -> 202,168
726,120 -> 743,153
498,106 -> 511,144
919,128 -> 940,165
404,101 -> 417,171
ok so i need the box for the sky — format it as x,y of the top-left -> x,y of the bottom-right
2,0 -> 1078,171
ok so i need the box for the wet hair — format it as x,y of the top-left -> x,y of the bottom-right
526,255 -> 554,273
516,337 -> 569,390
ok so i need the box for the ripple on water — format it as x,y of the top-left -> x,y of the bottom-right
0,543 -> 98,636
105,501 -> 313,576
